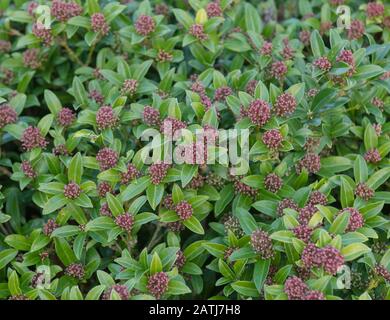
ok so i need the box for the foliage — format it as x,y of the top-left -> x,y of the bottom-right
0,0 -> 389,300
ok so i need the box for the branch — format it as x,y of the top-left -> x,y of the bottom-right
58,37 -> 84,66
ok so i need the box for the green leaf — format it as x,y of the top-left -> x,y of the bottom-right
286,83 -> 305,105
236,208 -> 257,235
182,262 -> 202,275
183,216 -> 204,234
103,69 -> 126,86
308,212 -> 323,228
172,184 -> 184,204
229,247 -> 257,261
4,123 -> 26,140
231,281 -> 260,297
16,34 -> 40,49
224,33 -> 251,52
320,156 -> 352,174
132,211 -> 157,227
121,176 -> 151,201
341,243 -> 371,261
133,212 -> 158,227
4,234 -> 30,251
367,168 -> 390,190
183,240 -> 206,261
87,0 -> 101,14
310,30 -> 326,58
73,233 -> 86,260
354,155 -> 368,183
254,80 -> 269,101
17,71 -> 35,93
44,90 -> 62,115
8,10 -> 33,23
0,213 -> 11,224
8,270 -> 21,296
309,275 -> 331,291
97,270 -> 115,286
218,259 -> 235,280
213,70 -> 227,88
69,286 -> 84,300
38,289 -> 57,300
73,193 -> 93,208
311,88 -> 337,112
85,285 -> 106,300
270,230 -> 294,243
181,164 -> 198,188
104,3 -> 126,23
354,65 -> 383,80
51,225 -> 81,238
43,194 -> 68,215
85,217 -> 115,232
358,292 -> 372,300
67,16 -> 91,28
0,249 -> 18,270
37,114 -> 54,136
340,177 -> 354,208
360,201 -> 384,219
167,279 -> 191,295
72,77 -> 88,108
106,193 -> 124,217
244,3 -> 262,34
85,31 -> 98,46
283,214 -> 300,229
68,153 -> 83,184
202,243 -> 226,259
5,187 -> 22,231
133,60 -> 153,81
172,9 -> 194,29
150,252 -> 163,275
253,259 -> 270,293
215,184 -> 234,216
342,232 -> 368,245
364,124 -> 378,151
159,210 -> 179,223
31,234 -> 51,252
9,93 -> 26,115
146,184 -> 164,210
329,211 -> 350,234
54,238 -> 76,266
252,200 -> 277,217
242,175 -> 263,188
273,265 -> 292,284
380,249 -> 390,268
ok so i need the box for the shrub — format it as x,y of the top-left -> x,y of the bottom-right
0,0 -> 389,301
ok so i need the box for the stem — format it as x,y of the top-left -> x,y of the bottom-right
0,224 -> 9,235
85,34 -> 101,66
8,29 -> 22,36
86,44 -> 96,66
114,243 -> 122,252
345,105 -> 361,112
58,37 -> 84,66
147,224 -> 163,251
0,167 -> 11,177
0,134 -> 10,177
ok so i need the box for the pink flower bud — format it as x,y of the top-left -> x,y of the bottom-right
147,272 -> 169,299
175,200 -> 193,220
96,148 -> 119,170
250,229 -> 274,259
63,182 -> 81,199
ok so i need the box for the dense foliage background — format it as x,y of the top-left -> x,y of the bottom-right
0,0 -> 389,300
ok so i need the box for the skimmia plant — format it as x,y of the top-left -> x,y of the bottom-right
0,0 -> 389,301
